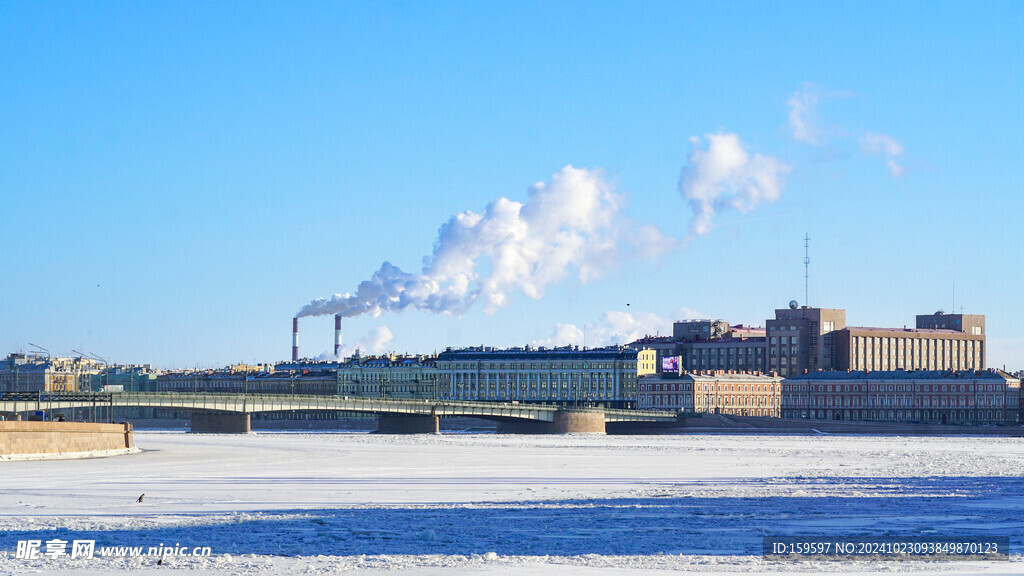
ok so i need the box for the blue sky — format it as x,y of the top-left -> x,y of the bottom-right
2,2 -> 1022,369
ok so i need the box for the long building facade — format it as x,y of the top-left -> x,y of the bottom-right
638,370 -> 783,416
336,355 -> 438,399
834,327 -> 983,372
0,354 -> 104,393
435,346 -> 657,408
781,370 -> 1019,425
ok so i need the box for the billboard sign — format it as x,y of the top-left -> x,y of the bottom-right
661,356 -> 680,373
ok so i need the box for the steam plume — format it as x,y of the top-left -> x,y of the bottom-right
298,166 -> 674,319
315,326 -> 394,360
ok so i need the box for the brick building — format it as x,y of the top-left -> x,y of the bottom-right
638,368 -> 782,416
781,369 -> 1019,425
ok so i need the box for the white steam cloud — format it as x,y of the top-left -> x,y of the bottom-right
534,308 -> 701,348
678,133 -> 790,241
298,166 -> 675,319
860,131 -> 905,177
316,326 -> 394,360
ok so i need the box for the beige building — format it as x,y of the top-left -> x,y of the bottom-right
916,312 -> 985,335
0,354 -> 103,393
638,370 -> 783,416
834,327 -> 984,372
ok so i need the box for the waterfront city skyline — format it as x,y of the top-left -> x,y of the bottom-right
2,3 -> 1022,370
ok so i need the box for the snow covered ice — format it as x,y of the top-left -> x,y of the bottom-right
1,431 -> 1022,574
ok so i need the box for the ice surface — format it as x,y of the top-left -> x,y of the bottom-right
0,432 -> 1022,574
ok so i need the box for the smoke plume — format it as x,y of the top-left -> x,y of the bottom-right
298,166 -> 674,319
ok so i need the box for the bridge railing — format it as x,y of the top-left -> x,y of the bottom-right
0,391 -> 677,422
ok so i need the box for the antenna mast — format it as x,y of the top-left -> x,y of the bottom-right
803,233 -> 810,307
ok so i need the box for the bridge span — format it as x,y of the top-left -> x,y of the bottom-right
0,392 -> 680,434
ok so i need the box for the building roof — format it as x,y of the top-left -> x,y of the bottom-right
645,371 -> 780,381
787,369 -> 1014,381
437,345 -> 642,361
841,326 -> 975,336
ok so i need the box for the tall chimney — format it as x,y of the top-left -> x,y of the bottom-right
334,314 -> 342,356
292,317 -> 299,361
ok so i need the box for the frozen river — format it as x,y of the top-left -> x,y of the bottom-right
1,431 -> 1022,574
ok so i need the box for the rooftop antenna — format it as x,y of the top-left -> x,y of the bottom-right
803,233 -> 810,307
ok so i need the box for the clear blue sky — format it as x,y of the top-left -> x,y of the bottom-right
2,2 -> 1022,369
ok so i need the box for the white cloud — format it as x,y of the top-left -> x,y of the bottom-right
787,83 -> 853,146
299,166 -> 676,319
789,83 -> 906,179
534,308 -> 701,348
860,131 -> 905,177
679,133 -> 790,241
788,83 -> 822,145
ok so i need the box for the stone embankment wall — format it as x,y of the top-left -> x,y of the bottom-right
0,422 -> 134,457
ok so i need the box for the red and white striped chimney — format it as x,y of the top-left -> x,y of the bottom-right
334,314 -> 342,356
292,317 -> 299,361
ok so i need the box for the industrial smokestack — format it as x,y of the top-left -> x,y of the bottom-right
334,314 -> 342,356
292,317 -> 299,362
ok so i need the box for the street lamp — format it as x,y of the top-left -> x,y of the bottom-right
27,343 -> 50,359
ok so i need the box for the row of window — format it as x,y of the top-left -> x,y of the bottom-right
786,383 -> 1010,393
782,409 -> 1012,423
442,362 -> 637,370
785,396 -> 1006,408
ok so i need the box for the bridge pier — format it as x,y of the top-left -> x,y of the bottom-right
190,412 -> 251,434
376,414 -> 439,434
497,409 -> 606,434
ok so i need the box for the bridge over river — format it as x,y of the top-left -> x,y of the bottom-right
0,392 -> 680,434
